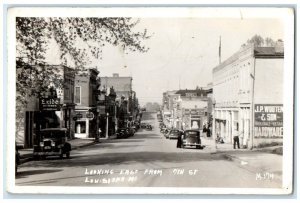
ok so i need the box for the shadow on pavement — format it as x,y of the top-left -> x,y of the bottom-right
16,169 -> 62,179
128,134 -> 162,140
75,144 -> 146,153
104,139 -> 145,143
23,151 -> 226,168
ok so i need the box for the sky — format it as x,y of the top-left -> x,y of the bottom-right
45,14 -> 284,106
93,17 -> 284,105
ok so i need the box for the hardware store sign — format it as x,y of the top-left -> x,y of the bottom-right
254,104 -> 283,138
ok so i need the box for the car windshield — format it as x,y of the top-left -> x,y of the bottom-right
41,130 -> 65,139
184,131 -> 199,138
170,130 -> 180,134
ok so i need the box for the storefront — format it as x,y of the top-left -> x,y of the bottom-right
182,108 -> 205,130
74,110 -> 96,138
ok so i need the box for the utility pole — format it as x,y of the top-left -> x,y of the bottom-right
219,36 -> 222,65
95,76 -> 101,143
106,112 -> 109,139
95,102 -> 100,142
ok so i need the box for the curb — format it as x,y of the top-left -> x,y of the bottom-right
253,146 -> 283,155
221,153 -> 258,173
71,141 -> 97,150
20,157 -> 34,164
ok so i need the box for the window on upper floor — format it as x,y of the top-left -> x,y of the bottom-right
75,86 -> 81,104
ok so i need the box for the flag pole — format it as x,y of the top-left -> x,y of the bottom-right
219,36 -> 222,64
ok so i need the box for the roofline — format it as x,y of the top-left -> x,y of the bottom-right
212,44 -> 254,74
254,54 -> 284,58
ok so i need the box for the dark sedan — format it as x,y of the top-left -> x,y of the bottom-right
180,130 -> 202,149
33,128 -> 72,159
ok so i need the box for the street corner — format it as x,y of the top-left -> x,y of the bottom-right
220,150 -> 283,175
253,146 -> 283,155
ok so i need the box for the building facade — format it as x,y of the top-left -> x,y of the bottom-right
176,88 -> 211,131
100,73 -> 139,130
74,68 -> 99,138
212,42 -> 284,148
16,65 -> 76,148
162,88 -> 212,131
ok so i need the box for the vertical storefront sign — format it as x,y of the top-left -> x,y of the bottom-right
254,104 -> 283,138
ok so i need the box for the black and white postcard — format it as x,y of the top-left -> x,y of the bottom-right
6,7 -> 294,195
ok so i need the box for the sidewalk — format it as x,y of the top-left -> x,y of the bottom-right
201,137 -> 283,184
201,136 -> 241,153
202,136 -> 283,154
220,150 -> 283,185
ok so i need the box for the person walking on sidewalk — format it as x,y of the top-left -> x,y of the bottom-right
233,130 -> 244,149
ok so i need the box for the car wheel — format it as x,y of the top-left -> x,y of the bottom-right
66,152 -> 70,159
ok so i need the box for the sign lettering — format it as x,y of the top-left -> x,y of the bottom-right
39,98 -> 61,111
254,104 -> 283,138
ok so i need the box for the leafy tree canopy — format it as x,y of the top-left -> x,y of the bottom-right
16,17 -> 151,107
241,34 -> 278,48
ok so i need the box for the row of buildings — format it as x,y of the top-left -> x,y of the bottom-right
16,68 -> 140,148
162,87 -> 213,134
162,41 -> 284,148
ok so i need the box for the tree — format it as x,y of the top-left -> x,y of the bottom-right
145,102 -> 160,112
16,17 -> 150,101
246,34 -> 265,47
265,37 -> 276,46
243,35 -> 277,48
16,17 -> 151,136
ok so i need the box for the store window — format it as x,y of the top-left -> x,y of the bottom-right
75,121 -> 86,134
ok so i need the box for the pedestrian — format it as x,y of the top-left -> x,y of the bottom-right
206,127 -> 211,137
177,131 -> 183,148
233,131 -> 243,149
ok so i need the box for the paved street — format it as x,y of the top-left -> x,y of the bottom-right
16,112 -> 282,188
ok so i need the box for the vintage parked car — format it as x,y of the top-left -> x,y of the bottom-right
128,127 -> 136,136
163,128 -> 171,138
180,130 -> 202,149
167,129 -> 182,139
159,123 -> 166,129
33,128 -> 71,159
116,128 -> 130,139
145,124 -> 152,130
140,122 -> 147,129
134,121 -> 140,130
